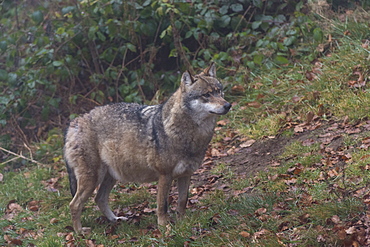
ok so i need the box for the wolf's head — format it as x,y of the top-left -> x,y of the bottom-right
180,63 -> 231,117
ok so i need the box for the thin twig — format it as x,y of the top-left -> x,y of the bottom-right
0,156 -> 20,166
169,10 -> 194,74
234,5 -> 252,33
115,48 -> 128,102
0,147 -> 46,166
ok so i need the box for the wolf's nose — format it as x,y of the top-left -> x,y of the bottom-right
224,102 -> 232,111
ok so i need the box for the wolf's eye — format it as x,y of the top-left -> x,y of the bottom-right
202,93 -> 211,98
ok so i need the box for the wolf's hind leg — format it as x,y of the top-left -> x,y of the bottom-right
95,172 -> 127,222
70,174 -> 96,234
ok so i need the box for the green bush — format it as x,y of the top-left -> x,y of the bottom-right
0,0 -> 319,148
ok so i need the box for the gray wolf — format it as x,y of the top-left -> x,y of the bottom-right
64,63 -> 231,234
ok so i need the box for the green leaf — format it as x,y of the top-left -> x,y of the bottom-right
175,20 -> 182,29
178,3 -> 191,13
247,61 -> 255,69
97,31 -> 106,41
156,6 -> 164,16
61,6 -> 75,15
160,30 -> 167,39
219,5 -> 229,15
88,26 -> 98,40
219,15 -> 231,28
286,29 -> 298,36
31,10 -> 44,24
313,28 -> 324,42
296,0 -> 304,11
253,0 -> 263,9
56,27 -> 66,35
0,96 -> 10,105
260,15 -> 273,21
260,21 -> 270,31
256,39 -> 264,47
230,3 -> 243,12
283,36 -> 296,46
253,54 -> 263,65
169,48 -> 178,57
252,21 -> 261,30
52,61 -> 63,67
8,73 -> 17,84
126,43 -> 137,52
143,0 -> 151,7
274,15 -> 286,23
0,41 -> 7,51
134,2 -> 143,10
185,31 -> 193,39
270,42 -> 278,50
274,56 -> 289,64
0,69 -> 8,81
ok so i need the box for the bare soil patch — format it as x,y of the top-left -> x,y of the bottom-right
191,119 -> 370,189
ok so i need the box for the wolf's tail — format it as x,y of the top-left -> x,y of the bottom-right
66,160 -> 77,197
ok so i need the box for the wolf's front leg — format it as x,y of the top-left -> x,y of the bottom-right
157,174 -> 173,226
177,176 -> 191,217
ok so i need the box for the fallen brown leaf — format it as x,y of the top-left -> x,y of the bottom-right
231,85 -> 245,94
331,215 -> 341,224
254,207 -> 267,216
345,226 -> 356,234
240,139 -> 256,148
294,125 -> 304,133
217,119 -> 230,126
239,231 -> 251,238
50,218 -> 59,224
253,229 -> 271,239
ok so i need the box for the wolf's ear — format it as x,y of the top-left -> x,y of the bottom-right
203,63 -> 216,77
181,70 -> 194,86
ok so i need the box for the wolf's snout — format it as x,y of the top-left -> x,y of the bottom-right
224,102 -> 232,111
216,101 -> 231,115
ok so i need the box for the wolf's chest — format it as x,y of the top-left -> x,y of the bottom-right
172,160 -> 199,178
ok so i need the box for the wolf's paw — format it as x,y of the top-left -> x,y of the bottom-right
114,216 -> 128,222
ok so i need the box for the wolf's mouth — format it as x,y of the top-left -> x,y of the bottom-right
210,102 -> 231,115
210,110 -> 229,115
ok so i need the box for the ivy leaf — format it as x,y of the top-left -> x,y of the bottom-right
0,69 -> 8,81
252,21 -> 261,30
260,21 -> 270,31
219,5 -> 229,15
230,3 -> 243,12
97,31 -> 106,41
126,43 -> 137,52
52,61 -> 63,67
142,0 -> 151,7
185,31 -> 193,39
219,15 -> 231,28
283,36 -> 296,46
0,41 -> 7,51
253,0 -> 263,9
88,26 -> 98,40
31,10 -> 44,24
